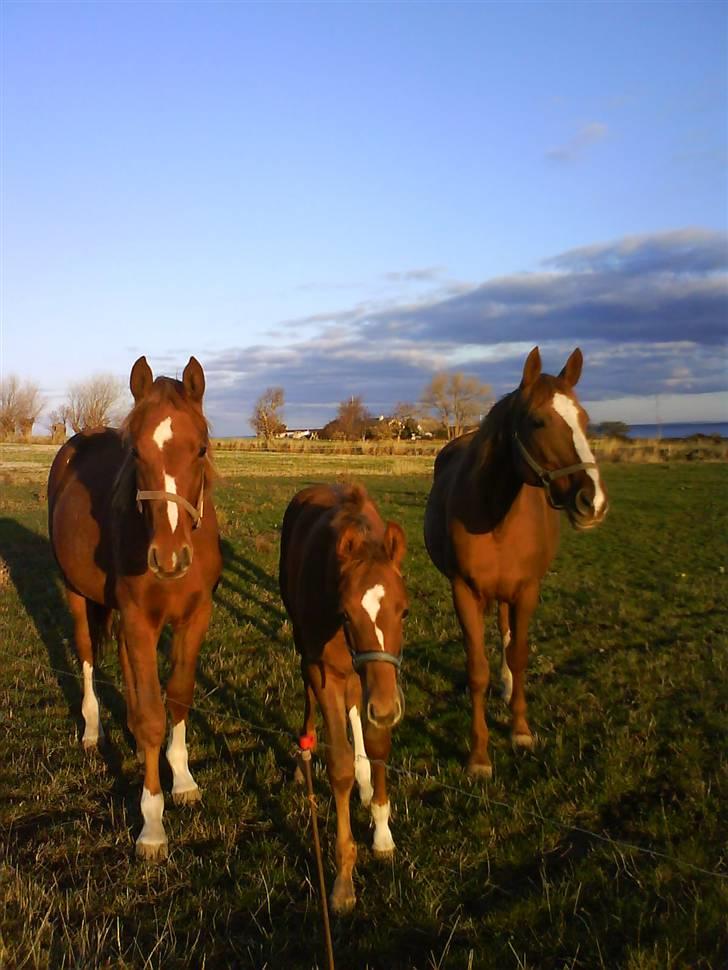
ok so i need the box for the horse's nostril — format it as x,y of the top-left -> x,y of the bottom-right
148,545 -> 160,572
179,544 -> 193,570
576,490 -> 593,515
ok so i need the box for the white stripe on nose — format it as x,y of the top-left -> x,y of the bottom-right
552,393 -> 606,513
164,473 -> 178,532
361,584 -> 385,649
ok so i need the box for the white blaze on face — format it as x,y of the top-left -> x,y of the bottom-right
166,720 -> 198,796
163,473 -> 179,532
348,706 -> 373,806
152,417 -> 179,531
371,800 -> 395,854
361,583 -> 386,649
552,392 -> 606,513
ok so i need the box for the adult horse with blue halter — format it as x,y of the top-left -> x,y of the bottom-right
424,347 -> 608,777
279,483 -> 408,914
47,356 -> 221,858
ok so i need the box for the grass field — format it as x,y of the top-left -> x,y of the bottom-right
1,444 -> 727,969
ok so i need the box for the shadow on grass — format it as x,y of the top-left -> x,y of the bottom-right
0,517 -> 128,785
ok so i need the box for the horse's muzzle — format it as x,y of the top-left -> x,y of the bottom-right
366,685 -> 405,729
148,543 -> 193,579
568,489 -> 608,530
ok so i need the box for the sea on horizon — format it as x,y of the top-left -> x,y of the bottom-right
626,421 -> 727,439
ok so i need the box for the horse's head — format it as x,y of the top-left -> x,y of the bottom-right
511,347 -> 608,530
124,356 -> 210,579
337,521 -> 408,730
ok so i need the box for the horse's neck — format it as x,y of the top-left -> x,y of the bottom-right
460,399 -> 522,523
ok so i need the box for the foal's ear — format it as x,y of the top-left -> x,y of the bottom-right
521,346 -> 542,389
559,348 -> 583,387
130,356 -> 154,402
336,523 -> 365,563
384,521 -> 407,569
183,357 -> 206,403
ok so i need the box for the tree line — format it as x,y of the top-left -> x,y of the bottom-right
0,374 -> 127,442
250,372 -> 494,444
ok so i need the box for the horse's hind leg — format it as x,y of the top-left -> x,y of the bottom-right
65,587 -> 107,751
507,587 -> 538,750
294,673 -> 318,785
497,601 -> 513,703
164,600 -> 212,805
118,627 -> 144,764
452,578 -> 491,777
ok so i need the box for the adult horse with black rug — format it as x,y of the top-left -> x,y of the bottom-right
424,347 -> 608,777
279,483 -> 408,914
48,356 -> 221,858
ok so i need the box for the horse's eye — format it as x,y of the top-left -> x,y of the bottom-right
198,446 -> 207,458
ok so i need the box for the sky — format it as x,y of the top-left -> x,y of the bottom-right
2,0 -> 726,435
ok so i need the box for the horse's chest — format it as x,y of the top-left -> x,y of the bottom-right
451,519 -> 555,602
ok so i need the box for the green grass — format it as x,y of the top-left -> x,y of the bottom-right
1,448 -> 727,969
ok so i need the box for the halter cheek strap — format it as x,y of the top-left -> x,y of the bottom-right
513,432 -> 597,510
136,480 -> 205,529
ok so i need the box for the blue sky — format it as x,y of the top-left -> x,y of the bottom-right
2,1 -> 726,434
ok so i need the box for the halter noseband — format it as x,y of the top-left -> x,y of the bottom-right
513,432 -> 597,511
342,618 -> 403,672
136,480 -> 205,529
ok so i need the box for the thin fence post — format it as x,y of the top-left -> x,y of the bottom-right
300,735 -> 335,970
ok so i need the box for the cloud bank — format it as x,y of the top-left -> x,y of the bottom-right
199,228 -> 727,434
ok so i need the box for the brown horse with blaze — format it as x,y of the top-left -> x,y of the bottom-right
48,356 -> 221,859
279,483 -> 408,914
424,347 -> 608,777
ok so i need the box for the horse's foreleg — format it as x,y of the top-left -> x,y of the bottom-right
363,721 -> 394,859
452,579 -> 491,777
65,587 -> 104,751
118,628 -> 144,763
507,587 -> 538,750
123,616 -> 167,860
497,601 -> 513,703
165,600 -> 212,805
314,671 -> 357,915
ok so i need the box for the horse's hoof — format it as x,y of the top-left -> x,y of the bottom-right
136,748 -> 145,766
293,764 -> 305,786
359,783 -> 374,808
330,879 -> 356,915
372,846 -> 395,862
512,733 -> 537,751
82,738 -> 100,753
172,786 -> 202,806
135,840 -> 168,862
466,761 -> 493,780
501,681 -> 513,704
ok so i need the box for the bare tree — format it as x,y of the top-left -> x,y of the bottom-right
0,375 -> 44,439
250,386 -> 286,443
421,372 -> 493,440
63,374 -> 127,432
336,395 -> 370,441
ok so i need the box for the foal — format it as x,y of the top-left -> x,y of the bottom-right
279,483 -> 408,914
48,357 -> 221,858
424,347 -> 608,776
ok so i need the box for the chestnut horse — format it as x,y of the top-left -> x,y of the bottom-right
48,357 -> 221,859
424,347 -> 608,776
279,483 -> 408,914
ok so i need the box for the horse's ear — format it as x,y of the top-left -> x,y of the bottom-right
183,357 -> 205,403
336,523 -> 365,563
559,348 -> 583,387
521,347 -> 541,389
384,521 -> 406,569
130,356 -> 154,402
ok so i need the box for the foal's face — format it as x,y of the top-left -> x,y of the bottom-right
338,523 -> 408,729
515,348 -> 608,530
133,404 -> 208,577
128,357 -> 208,579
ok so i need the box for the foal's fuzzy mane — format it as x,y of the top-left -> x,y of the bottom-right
331,483 -> 389,563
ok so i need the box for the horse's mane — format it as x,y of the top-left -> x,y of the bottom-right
331,483 -> 388,563
469,390 -> 517,474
